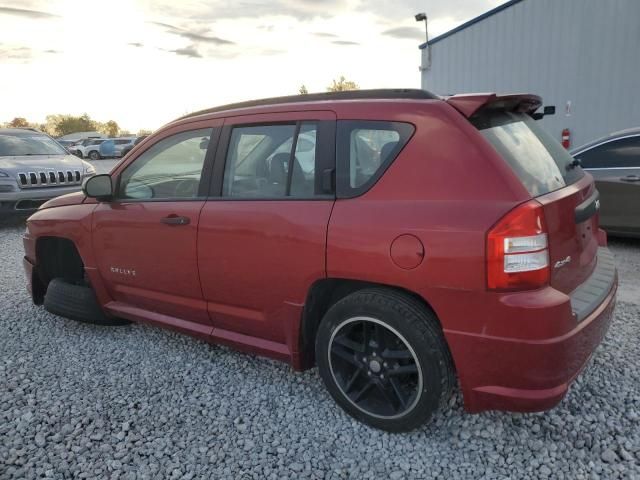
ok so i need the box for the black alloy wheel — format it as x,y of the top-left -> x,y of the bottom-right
329,316 -> 422,419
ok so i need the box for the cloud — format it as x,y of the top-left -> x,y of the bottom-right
150,21 -> 234,46
382,26 -> 425,40
258,48 -> 286,56
332,40 -> 359,46
169,46 -> 202,58
128,42 -> 144,48
314,32 -> 338,38
0,6 -> 59,19
0,45 -> 32,61
44,49 -> 60,54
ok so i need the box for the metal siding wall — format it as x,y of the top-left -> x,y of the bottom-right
422,0 -> 640,147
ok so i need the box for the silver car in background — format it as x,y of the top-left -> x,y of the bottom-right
0,128 -> 96,213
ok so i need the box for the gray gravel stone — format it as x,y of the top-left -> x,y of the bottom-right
1,218 -> 639,480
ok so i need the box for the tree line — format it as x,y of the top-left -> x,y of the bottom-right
299,75 -> 359,96
2,114 -> 151,138
4,76 -> 359,138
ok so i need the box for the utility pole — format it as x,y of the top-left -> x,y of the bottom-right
415,12 -> 431,85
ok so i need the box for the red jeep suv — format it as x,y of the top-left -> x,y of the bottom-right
23,89 -> 617,431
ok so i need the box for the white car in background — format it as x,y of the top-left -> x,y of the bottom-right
70,138 -> 106,160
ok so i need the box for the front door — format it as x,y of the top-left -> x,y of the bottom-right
197,111 -> 336,356
92,122 -> 220,332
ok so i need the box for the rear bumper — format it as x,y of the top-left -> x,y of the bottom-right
446,248 -> 617,413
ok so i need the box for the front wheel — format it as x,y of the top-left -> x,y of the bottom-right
315,289 -> 455,432
44,278 -> 130,326
88,150 -> 101,160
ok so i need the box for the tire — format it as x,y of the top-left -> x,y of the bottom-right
88,150 -> 101,160
73,150 -> 83,159
44,278 -> 130,326
315,288 -> 455,432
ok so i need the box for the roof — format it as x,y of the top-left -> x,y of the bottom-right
180,89 -> 439,120
0,128 -> 43,136
58,131 -> 106,140
570,126 -> 640,154
419,0 -> 525,49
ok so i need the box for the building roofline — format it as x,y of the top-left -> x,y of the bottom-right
419,0 -> 525,49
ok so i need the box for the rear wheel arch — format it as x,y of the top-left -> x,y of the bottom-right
298,278 -> 449,370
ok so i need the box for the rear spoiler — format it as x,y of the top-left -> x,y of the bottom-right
445,93 -> 543,118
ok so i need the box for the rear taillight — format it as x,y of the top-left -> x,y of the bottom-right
487,200 -> 550,291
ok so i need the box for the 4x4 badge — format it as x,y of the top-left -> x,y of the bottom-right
554,256 -> 572,269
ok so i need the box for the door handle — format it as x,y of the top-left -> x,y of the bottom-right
160,215 -> 190,226
621,175 -> 640,182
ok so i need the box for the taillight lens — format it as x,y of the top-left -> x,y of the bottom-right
487,201 -> 550,291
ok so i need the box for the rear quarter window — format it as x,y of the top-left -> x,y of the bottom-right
471,111 -> 584,197
336,120 -> 414,198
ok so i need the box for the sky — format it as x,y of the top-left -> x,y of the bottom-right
0,0 -> 502,132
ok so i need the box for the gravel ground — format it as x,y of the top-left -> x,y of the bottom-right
1,215 -> 639,479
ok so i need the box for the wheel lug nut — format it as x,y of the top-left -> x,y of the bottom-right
380,374 -> 385,379
367,371 -> 372,376
362,357 -> 367,362
383,362 -> 388,368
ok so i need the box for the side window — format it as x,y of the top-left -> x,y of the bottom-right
118,128 -> 212,200
336,120 -> 414,197
223,122 -> 318,198
578,137 -> 640,169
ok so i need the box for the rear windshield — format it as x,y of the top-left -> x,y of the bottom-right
471,111 -> 584,196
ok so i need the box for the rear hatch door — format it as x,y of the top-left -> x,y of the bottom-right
466,99 -> 598,294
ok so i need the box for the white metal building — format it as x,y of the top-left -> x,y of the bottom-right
420,0 -> 640,148
58,131 -> 107,141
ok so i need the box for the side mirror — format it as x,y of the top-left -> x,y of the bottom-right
83,174 -> 113,201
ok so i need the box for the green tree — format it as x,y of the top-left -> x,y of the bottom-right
299,85 -> 309,95
327,76 -> 359,92
52,114 -> 97,136
99,120 -> 120,138
8,117 -> 30,128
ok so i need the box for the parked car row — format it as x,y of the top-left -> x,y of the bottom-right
67,136 -> 144,160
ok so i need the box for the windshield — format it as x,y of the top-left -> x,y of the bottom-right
471,111 -> 584,197
0,132 -> 68,156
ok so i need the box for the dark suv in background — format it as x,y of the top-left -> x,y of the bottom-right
572,128 -> 640,237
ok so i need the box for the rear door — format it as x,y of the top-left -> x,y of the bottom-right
595,176 -> 640,235
197,111 -> 336,351
574,135 -> 640,235
472,110 -> 598,294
